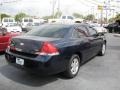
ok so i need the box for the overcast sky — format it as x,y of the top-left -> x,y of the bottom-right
0,0 -> 118,18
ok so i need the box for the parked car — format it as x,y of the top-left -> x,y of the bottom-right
106,20 -> 120,33
89,23 -> 107,33
22,22 -> 43,32
48,15 -> 83,24
5,23 -> 22,33
21,18 -> 33,28
2,18 -> 16,27
0,27 -> 21,52
5,24 -> 106,78
92,26 -> 107,33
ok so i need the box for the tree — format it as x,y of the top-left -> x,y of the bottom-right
15,12 -> 27,22
0,13 -> 10,21
84,14 -> 95,21
54,11 -> 62,18
42,15 -> 53,20
108,18 -> 115,23
115,13 -> 120,21
73,13 -> 83,18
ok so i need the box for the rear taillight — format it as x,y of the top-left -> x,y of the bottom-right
8,40 -> 16,51
36,42 -> 59,56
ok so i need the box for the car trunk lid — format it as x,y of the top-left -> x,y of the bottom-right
11,36 -> 60,55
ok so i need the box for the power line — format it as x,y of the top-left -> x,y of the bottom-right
0,0 -> 21,5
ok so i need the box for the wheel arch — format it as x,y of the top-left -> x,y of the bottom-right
74,52 -> 83,63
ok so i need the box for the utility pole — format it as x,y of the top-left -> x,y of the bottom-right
100,9 -> 103,26
52,0 -> 57,19
57,0 -> 60,18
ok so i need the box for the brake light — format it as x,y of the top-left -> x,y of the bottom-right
9,40 -> 16,51
36,42 -> 59,56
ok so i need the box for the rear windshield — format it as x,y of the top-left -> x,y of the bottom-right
25,25 -> 71,38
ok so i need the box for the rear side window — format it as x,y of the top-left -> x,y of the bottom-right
78,26 -> 88,36
73,28 -> 87,38
26,25 -> 71,38
87,26 -> 97,36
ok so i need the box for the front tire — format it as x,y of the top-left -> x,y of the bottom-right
63,54 -> 80,78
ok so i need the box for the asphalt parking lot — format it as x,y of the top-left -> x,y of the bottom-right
0,33 -> 120,90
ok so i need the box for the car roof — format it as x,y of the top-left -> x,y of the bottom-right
41,23 -> 89,28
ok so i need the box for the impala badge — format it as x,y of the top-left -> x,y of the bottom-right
20,43 -> 24,46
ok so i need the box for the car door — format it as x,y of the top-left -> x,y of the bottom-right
0,29 -> 10,51
86,26 -> 103,57
72,26 -> 92,62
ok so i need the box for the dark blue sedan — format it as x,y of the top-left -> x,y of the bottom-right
5,24 -> 106,78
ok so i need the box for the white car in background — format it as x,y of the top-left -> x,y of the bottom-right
5,23 -> 22,33
90,23 -> 107,33
21,18 -> 33,28
93,26 -> 107,33
2,18 -> 16,27
48,15 -> 83,24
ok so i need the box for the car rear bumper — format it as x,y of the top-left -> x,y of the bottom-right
5,50 -> 68,75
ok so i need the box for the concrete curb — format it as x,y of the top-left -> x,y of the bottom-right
114,34 -> 120,37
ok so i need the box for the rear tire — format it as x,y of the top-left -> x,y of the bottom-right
98,42 -> 106,56
63,54 -> 80,78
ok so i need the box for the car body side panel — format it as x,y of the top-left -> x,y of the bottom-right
0,35 -> 10,51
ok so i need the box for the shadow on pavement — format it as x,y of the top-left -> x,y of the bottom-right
0,65 -> 64,87
107,45 -> 120,50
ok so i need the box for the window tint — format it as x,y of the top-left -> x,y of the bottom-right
26,25 -> 71,38
73,28 -> 86,38
87,26 -> 97,36
78,26 -> 88,36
